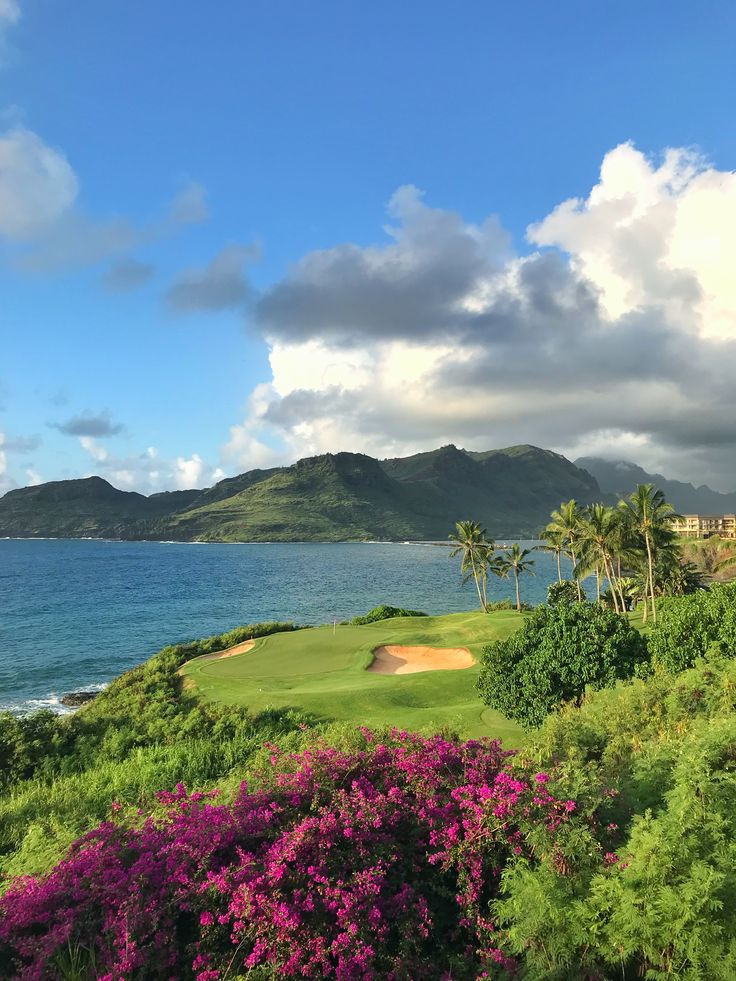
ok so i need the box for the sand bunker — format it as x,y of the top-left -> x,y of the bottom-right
199,639 -> 256,662
369,645 -> 474,675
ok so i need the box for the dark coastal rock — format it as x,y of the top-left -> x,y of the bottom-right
60,690 -> 98,708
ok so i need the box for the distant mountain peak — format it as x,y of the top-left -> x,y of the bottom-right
576,456 -> 736,513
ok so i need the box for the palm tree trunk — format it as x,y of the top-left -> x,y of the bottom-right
596,564 -> 601,603
603,555 -> 620,612
556,549 -> 562,582
515,569 -> 521,612
645,532 -> 657,623
469,551 -> 485,612
571,543 -> 582,601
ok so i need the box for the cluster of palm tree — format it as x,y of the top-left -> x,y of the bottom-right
448,521 -> 535,612
543,483 -> 681,622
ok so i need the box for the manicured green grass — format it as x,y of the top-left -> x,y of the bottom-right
182,611 -> 525,743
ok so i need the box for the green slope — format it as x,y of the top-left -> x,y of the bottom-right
0,443 -> 604,541
0,477 -> 200,538
181,610 -> 525,740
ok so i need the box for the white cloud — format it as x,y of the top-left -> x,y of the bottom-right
223,144 -> 736,490
0,128 -> 78,239
72,439 -> 218,494
173,453 -> 204,489
79,436 -> 109,462
0,125 -> 208,273
25,467 -> 41,485
529,142 -> 736,341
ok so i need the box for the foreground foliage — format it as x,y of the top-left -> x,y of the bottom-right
0,623 -> 307,882
0,731 -> 578,980
502,653 -> 736,979
647,581 -> 736,672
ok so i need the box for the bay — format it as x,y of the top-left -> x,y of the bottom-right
0,539 -> 571,713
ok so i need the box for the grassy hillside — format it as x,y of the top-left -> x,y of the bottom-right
157,452 -> 432,542
0,477 -> 200,538
0,443 -> 604,541
182,610 -> 525,740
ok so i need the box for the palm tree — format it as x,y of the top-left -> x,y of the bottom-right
540,528 -> 566,582
547,500 -> 584,600
486,551 -> 510,605
449,520 -> 492,612
575,504 -> 621,608
500,543 -> 536,612
714,549 -> 736,577
619,484 -> 680,623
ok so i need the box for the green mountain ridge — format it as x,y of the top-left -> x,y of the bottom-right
0,444 -> 603,541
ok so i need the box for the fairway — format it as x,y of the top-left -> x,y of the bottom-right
181,611 -> 524,742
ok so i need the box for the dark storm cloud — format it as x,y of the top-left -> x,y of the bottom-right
165,245 -> 256,313
51,411 -> 125,437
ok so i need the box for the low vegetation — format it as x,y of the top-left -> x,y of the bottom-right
348,604 -> 427,624
2,479 -> 736,977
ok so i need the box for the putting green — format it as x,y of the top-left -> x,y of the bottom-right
181,610 -> 525,742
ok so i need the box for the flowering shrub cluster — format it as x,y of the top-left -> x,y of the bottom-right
0,730 -> 580,980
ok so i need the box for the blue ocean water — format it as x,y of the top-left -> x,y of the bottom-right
0,539 -> 570,713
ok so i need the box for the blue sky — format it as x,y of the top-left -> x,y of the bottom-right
2,0 -> 736,492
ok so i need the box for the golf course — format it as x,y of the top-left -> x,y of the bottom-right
181,610 -> 525,742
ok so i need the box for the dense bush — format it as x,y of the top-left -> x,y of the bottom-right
350,604 -> 427,624
477,603 -> 648,727
546,579 -> 587,606
497,654 -> 736,979
0,730 -> 581,979
648,581 -> 736,672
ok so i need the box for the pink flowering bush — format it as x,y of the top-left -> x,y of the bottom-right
0,730 -> 580,980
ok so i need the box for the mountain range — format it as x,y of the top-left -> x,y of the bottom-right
3,446 -> 732,543
576,458 -> 736,515
1,444 -> 600,541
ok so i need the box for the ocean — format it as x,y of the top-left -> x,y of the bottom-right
0,539 -> 569,714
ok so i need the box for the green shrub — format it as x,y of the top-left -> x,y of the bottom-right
496,655 -> 736,979
486,598 -> 516,611
350,604 -> 427,624
546,579 -> 587,606
477,603 -> 648,728
648,582 -> 736,673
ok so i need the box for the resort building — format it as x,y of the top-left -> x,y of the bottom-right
672,514 -> 736,539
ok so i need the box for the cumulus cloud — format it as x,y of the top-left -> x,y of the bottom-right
52,411 -> 125,438
0,127 -> 78,239
74,440 -> 220,494
78,436 -> 109,462
173,453 -> 204,488
0,125 -> 208,272
226,145 -> 736,490
528,142 -> 736,341
256,185 -> 509,346
102,257 -> 155,292
166,244 -> 256,313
